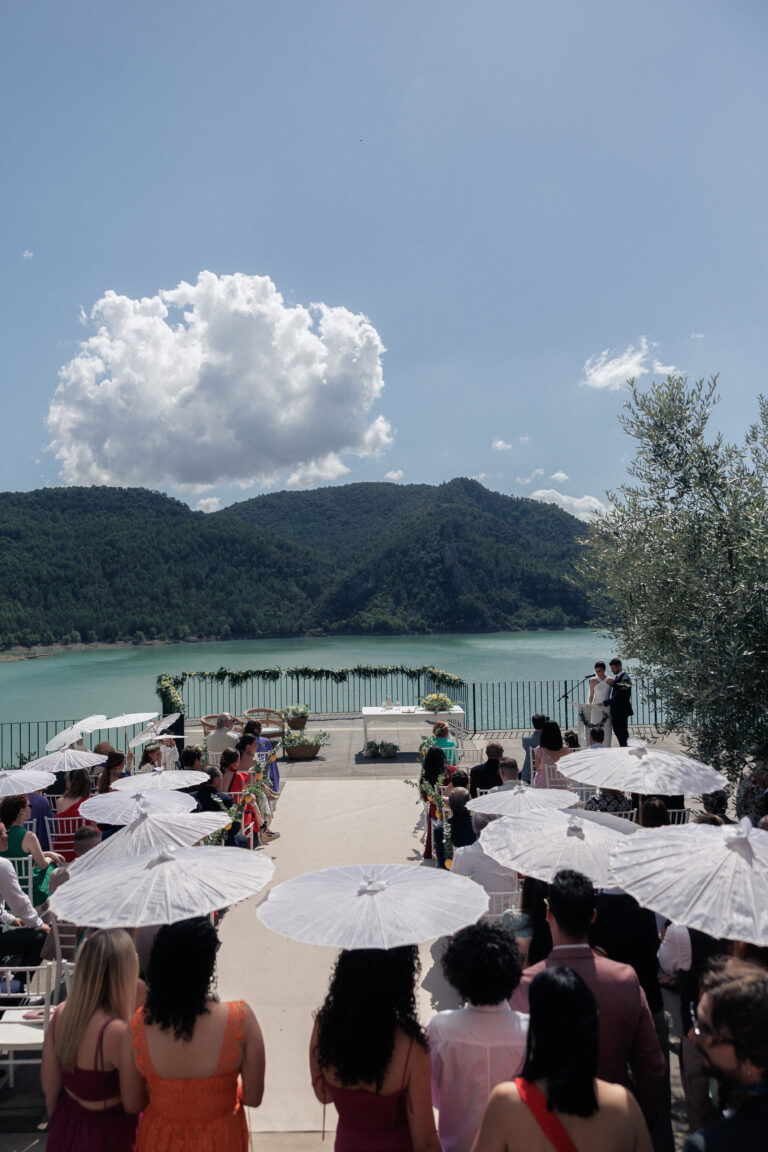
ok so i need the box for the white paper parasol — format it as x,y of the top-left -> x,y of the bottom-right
609,817 -> 768,945
112,767 -> 207,792
80,789 -> 197,824
480,809 -> 638,887
67,810 -> 230,877
0,768 -> 57,797
257,863 -> 489,949
467,784 -> 579,816
25,748 -> 105,775
45,715 -> 108,751
101,712 -> 158,730
49,845 -> 275,928
556,742 -> 726,795
129,714 -> 182,749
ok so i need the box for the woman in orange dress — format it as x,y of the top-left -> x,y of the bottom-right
120,917 -> 265,1151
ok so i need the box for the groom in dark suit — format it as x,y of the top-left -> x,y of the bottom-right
607,658 -> 633,746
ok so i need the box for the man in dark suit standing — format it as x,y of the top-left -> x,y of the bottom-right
607,658 -> 633,747
510,869 -> 665,1126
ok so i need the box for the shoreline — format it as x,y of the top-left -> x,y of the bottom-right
0,625 -> 587,665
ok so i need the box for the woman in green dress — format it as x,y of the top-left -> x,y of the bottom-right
0,793 -> 65,906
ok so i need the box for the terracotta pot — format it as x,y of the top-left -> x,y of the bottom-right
286,716 -> 308,731
285,744 -> 320,760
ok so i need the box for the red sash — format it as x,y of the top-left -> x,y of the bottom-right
515,1078 -> 579,1152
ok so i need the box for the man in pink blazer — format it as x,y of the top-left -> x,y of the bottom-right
510,868 -> 666,1125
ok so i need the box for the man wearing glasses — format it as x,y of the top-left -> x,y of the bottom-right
685,958 -> 768,1150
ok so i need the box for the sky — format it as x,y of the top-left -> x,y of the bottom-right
2,1 -> 767,520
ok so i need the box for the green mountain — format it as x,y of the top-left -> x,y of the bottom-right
0,479 -> 589,646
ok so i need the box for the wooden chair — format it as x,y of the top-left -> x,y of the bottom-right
0,962 -> 54,1087
242,708 -> 286,748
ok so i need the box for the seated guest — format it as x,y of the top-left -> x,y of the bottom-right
640,797 -> 670,828
137,743 -> 163,773
435,788 -> 476,870
502,876 -> 552,968
427,922 -> 528,1152
206,714 -> 239,763
95,752 -> 128,841
445,769 -> 469,794
53,768 -> 94,861
533,721 -> 572,790
585,786 -> 633,815
237,736 -> 278,803
243,719 -> 279,791
218,749 -> 248,798
489,758 -> 519,792
420,747 -> 447,861
474,967 -> 652,1151
0,818 -> 50,975
684,959 -> 768,1151
431,721 -> 458,768
48,824 -> 102,895
29,788 -> 55,851
179,746 -> 203,771
470,743 -> 504,798
452,813 -> 518,898
563,729 -> 580,749
0,794 -> 65,905
521,714 -> 546,785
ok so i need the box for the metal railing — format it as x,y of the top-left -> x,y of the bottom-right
179,672 -> 469,722
0,720 -> 154,770
469,676 -> 667,733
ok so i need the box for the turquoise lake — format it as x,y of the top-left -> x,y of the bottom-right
0,630 -> 613,722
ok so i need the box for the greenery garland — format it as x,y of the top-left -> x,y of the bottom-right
156,664 -> 465,711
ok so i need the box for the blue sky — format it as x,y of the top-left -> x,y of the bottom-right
3,1 -> 766,519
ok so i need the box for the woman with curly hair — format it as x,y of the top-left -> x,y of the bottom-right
310,946 -> 440,1151
42,929 -> 140,1150
0,793 -> 65,904
120,917 -> 265,1150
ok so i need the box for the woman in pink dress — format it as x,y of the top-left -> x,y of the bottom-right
533,721 -> 572,790
310,946 -> 440,1152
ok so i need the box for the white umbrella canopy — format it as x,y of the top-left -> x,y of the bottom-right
25,748 -> 104,775
480,809 -> 638,887
80,789 -> 197,825
100,712 -> 158,730
67,810 -> 230,877
257,863 -> 489,950
0,768 -> 56,797
129,714 -> 182,749
557,741 -> 727,795
45,715 -> 107,752
112,767 -> 207,792
49,845 -> 275,928
609,817 -> 768,946
468,784 -> 578,816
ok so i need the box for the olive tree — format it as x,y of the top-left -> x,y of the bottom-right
581,375 -> 768,787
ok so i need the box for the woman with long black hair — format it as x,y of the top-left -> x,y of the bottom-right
420,746 -> 447,860
310,946 -> 440,1152
471,967 -> 652,1151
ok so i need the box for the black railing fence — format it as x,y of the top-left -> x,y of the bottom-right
0,677 -> 666,767
180,672 -> 469,722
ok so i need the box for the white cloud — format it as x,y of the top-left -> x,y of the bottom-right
492,438 -> 513,451
195,496 -> 221,513
384,469 -> 404,481
470,472 -> 487,482
22,250 -> 34,261
519,433 -> 529,445
550,470 -> 569,483
580,336 -> 677,391
47,271 -> 393,493
516,468 -> 544,485
690,332 -> 705,339
531,488 -> 609,521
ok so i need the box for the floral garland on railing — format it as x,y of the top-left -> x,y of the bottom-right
156,664 -> 465,708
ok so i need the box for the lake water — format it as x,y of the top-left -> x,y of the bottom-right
0,630 -> 613,722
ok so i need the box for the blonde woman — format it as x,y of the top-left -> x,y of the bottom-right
42,929 -> 142,1151
432,721 -> 458,768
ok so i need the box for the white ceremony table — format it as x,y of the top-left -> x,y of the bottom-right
361,706 -> 465,745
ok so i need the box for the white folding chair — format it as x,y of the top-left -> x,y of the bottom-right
614,808 -> 638,823
667,808 -> 690,825
7,856 -> 35,903
0,962 -> 54,1087
45,815 -> 85,859
485,889 -> 522,917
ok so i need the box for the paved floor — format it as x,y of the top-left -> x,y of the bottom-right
0,717 -> 693,1148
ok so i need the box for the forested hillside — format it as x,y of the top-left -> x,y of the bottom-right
0,480 -> 590,646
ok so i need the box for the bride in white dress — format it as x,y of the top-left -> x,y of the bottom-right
588,662 -> 614,745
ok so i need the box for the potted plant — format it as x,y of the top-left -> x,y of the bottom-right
421,692 -> 455,713
282,728 -> 331,761
363,740 -> 379,758
282,703 -> 311,731
378,741 -> 400,759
